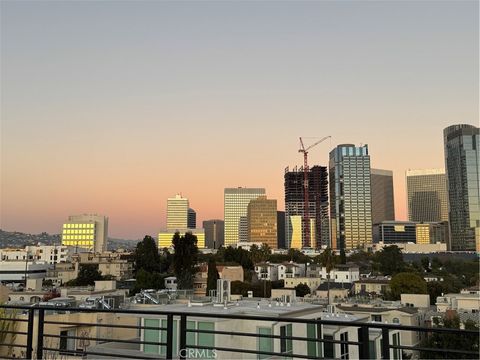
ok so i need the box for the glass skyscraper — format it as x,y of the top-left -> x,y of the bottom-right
444,124 -> 479,251
406,169 -> 448,223
167,194 -> 189,231
224,187 -> 266,246
329,144 -> 372,250
371,168 -> 395,224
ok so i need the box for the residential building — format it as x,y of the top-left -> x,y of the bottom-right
318,265 -> 360,283
283,277 -> 322,292
25,245 -> 71,264
329,144 -> 372,250
254,262 -> 280,281
203,219 -> 224,249
315,282 -> 352,301
61,214 -> 108,253
193,264 -> 244,296
436,293 -> 480,314
247,196 -> 277,248
371,168 -> 395,224
278,262 -> 306,280
71,251 -> 134,281
443,124 -> 480,251
284,165 -> 329,249
224,187 -> 265,246
277,211 -> 286,248
406,169 -> 448,223
353,278 -> 391,296
158,229 -> 205,249
187,208 -> 197,229
167,194 -> 189,231
0,260 -> 50,282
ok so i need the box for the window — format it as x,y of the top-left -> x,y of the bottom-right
369,340 -> 376,360
197,322 -> 215,358
59,330 -> 75,354
392,318 -> 400,324
307,323 -> 318,358
258,327 -> 273,360
323,335 -> 334,358
143,319 -> 160,354
371,315 -> 382,322
340,332 -> 349,359
280,324 -> 292,355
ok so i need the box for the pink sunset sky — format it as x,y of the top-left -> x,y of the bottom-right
1,1 -> 478,239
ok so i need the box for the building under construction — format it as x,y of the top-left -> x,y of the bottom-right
284,165 -> 329,249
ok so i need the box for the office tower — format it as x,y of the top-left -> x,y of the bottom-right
188,208 -> 197,229
247,196 -> 277,248
406,169 -> 448,223
284,166 -> 329,249
167,194 -> 189,231
444,124 -> 480,251
373,221 -> 449,245
277,211 -> 286,249
329,144 -> 372,250
224,188 -> 266,246
61,214 -> 108,253
158,229 -> 205,249
371,169 -> 395,224
203,220 -> 225,249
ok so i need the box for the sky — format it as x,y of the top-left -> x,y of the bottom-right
1,0 -> 478,240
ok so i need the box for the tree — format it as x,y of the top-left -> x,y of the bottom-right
134,235 -> 161,274
373,245 -> 405,275
340,248 -> 347,264
317,248 -> 338,305
131,269 -> 167,294
66,264 -> 103,286
389,272 -> 427,300
206,259 -> 220,295
419,316 -> 479,359
172,232 -> 199,289
421,257 -> 430,272
295,283 -> 311,298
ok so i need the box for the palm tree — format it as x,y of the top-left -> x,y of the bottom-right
319,248 -> 338,305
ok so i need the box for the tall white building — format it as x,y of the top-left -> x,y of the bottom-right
61,214 -> 108,253
224,187 -> 265,246
167,194 -> 189,231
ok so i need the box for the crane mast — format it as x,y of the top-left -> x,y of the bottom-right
298,136 -> 331,248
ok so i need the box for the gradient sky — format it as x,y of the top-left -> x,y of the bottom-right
1,0 -> 478,239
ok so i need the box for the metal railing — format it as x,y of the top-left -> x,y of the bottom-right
0,304 -> 478,359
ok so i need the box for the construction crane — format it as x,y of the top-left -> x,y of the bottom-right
298,136 -> 331,248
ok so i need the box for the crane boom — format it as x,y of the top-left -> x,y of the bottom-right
297,135 -> 331,249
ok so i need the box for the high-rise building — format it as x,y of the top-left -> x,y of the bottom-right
284,166 -> 329,249
203,220 -> 224,249
158,229 -> 205,249
329,144 -> 372,250
61,214 -> 108,253
444,124 -> 480,251
167,194 -> 189,231
188,208 -> 197,229
406,169 -> 448,223
277,211 -> 286,249
371,168 -> 395,224
247,196 -> 277,248
373,220 -> 449,245
224,188 -> 266,246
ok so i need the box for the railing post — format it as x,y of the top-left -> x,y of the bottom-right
381,328 -> 390,359
358,325 -> 370,359
36,308 -> 45,360
166,314 -> 174,360
25,308 -> 34,359
179,315 -> 187,360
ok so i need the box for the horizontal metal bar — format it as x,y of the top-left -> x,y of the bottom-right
186,328 -> 360,345
391,343 -> 479,356
187,344 -> 324,359
44,320 -> 166,331
42,347 -> 159,359
0,330 -> 28,335
44,333 -> 167,347
0,317 -> 28,322
0,343 -> 28,348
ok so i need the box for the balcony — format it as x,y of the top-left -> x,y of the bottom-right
0,304 -> 478,359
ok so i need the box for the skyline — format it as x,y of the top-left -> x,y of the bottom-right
1,1 -> 478,239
